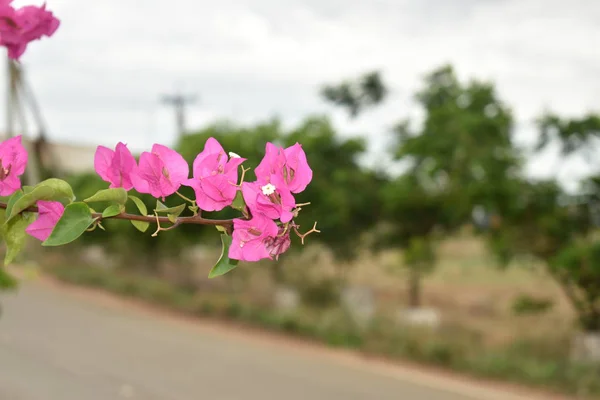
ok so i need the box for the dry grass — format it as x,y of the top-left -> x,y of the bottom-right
344,233 -> 575,348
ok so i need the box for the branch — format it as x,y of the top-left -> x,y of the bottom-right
0,201 -> 235,230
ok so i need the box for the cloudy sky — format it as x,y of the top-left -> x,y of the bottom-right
7,0 -> 600,187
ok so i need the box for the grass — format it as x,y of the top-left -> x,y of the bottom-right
43,261 -> 600,398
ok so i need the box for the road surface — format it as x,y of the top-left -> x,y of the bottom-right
0,278 -> 559,400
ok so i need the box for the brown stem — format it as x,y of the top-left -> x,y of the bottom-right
0,201 -> 235,231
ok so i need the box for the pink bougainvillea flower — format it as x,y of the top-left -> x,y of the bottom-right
228,214 -> 279,262
254,142 -> 312,193
241,175 -> 295,223
254,142 -> 286,183
132,144 -> 189,200
94,142 -> 137,191
0,135 -> 27,196
264,225 -> 291,260
282,143 -> 312,193
25,200 -> 64,241
0,3 -> 60,60
183,137 -> 246,212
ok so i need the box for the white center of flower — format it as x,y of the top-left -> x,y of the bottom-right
261,183 -> 276,196
228,152 -> 241,159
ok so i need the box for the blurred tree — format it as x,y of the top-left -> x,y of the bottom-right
395,65 -> 521,227
504,111 -> 600,332
485,178 -> 597,329
382,64 -> 521,307
320,70 -> 388,118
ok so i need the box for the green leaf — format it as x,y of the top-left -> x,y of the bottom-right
43,202 -> 95,247
8,178 -> 74,221
215,225 -> 227,233
156,200 -> 167,210
131,220 -> 149,233
129,195 -> 148,216
102,204 -> 123,218
208,234 -> 239,278
6,190 -> 24,217
3,211 -> 36,265
154,203 -> 186,215
22,186 -> 34,194
156,203 -> 186,224
84,188 -> 128,205
231,190 -> 246,212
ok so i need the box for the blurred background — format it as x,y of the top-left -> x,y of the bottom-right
2,0 -> 600,396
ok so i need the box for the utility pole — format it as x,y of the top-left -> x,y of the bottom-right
5,56 -> 41,184
160,92 -> 197,142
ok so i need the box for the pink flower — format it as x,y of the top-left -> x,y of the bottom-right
254,142 -> 312,193
183,137 -> 245,212
264,225 -> 291,260
241,175 -> 295,223
0,3 -> 59,60
0,135 -> 27,196
94,142 -> 137,191
254,142 -> 286,183
228,214 -> 279,262
283,143 -> 312,193
25,200 -> 64,241
132,144 -> 189,200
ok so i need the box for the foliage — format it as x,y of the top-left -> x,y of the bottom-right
536,112 -> 600,156
550,241 -> 600,330
320,70 -> 387,118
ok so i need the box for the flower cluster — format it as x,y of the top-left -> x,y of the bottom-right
94,139 -> 315,262
0,0 -> 59,60
93,138 -> 316,262
231,143 -> 314,261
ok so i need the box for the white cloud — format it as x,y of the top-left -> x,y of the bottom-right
5,0 -> 600,186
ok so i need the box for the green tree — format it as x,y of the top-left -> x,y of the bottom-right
503,111 -> 600,332
384,65 -> 521,307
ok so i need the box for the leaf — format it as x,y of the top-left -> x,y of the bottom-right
3,211 -> 36,265
42,202 -> 95,247
22,186 -> 34,194
154,203 -> 185,215
131,220 -> 149,233
215,225 -> 227,233
84,188 -> 128,205
128,195 -> 148,216
231,190 -> 246,212
156,200 -> 167,210
8,178 -> 74,221
6,190 -> 24,217
208,234 -> 239,278
102,204 -> 123,218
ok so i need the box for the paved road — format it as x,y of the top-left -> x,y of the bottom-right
0,280 -> 546,400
